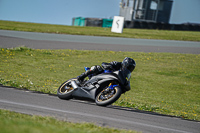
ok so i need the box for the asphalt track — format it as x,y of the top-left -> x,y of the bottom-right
0,86 -> 200,133
0,30 -> 200,54
0,30 -> 200,132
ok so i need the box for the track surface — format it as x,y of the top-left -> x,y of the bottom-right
0,30 -> 200,132
0,86 -> 199,133
0,30 -> 200,54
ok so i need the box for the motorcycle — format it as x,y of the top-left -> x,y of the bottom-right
57,67 -> 132,106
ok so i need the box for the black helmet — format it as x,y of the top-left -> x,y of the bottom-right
121,57 -> 136,72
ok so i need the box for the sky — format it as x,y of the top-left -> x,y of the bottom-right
0,0 -> 121,25
170,0 -> 200,24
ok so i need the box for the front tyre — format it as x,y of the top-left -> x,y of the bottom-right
95,86 -> 122,106
57,78 -> 77,100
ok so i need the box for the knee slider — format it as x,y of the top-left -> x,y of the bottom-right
90,65 -> 103,74
90,66 -> 97,71
96,65 -> 103,72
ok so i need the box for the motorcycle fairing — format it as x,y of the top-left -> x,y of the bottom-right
72,72 -> 123,100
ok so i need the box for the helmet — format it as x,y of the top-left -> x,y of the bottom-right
121,57 -> 136,72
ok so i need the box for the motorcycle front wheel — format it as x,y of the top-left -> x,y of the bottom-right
95,86 -> 122,106
57,78 -> 77,100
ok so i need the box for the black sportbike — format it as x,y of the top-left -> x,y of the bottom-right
57,67 -> 132,106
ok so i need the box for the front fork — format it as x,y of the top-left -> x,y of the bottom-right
102,82 -> 119,94
101,82 -> 119,98
108,82 -> 119,90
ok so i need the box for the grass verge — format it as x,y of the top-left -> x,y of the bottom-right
0,109 -> 136,133
0,47 -> 199,121
0,20 -> 200,41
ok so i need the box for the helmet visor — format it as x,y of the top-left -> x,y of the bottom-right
127,65 -> 135,72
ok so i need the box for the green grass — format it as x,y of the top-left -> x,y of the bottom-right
0,109 -> 136,133
0,47 -> 199,121
0,20 -> 200,41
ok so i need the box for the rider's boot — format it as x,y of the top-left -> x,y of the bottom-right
77,73 -> 87,83
77,70 -> 93,83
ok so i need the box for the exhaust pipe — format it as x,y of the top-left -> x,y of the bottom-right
71,81 -> 78,90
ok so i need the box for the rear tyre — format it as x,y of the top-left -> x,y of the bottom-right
57,78 -> 77,100
95,86 -> 122,106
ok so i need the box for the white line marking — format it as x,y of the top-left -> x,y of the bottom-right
0,99 -> 190,133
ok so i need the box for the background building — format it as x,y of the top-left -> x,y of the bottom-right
120,0 -> 200,24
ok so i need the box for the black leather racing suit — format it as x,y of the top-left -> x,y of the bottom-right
77,61 -> 122,82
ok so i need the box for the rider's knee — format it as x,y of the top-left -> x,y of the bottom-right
90,65 -> 103,74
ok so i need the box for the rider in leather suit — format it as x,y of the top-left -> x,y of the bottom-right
77,57 -> 136,82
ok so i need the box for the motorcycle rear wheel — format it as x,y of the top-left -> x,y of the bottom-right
95,86 -> 122,106
57,78 -> 77,100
